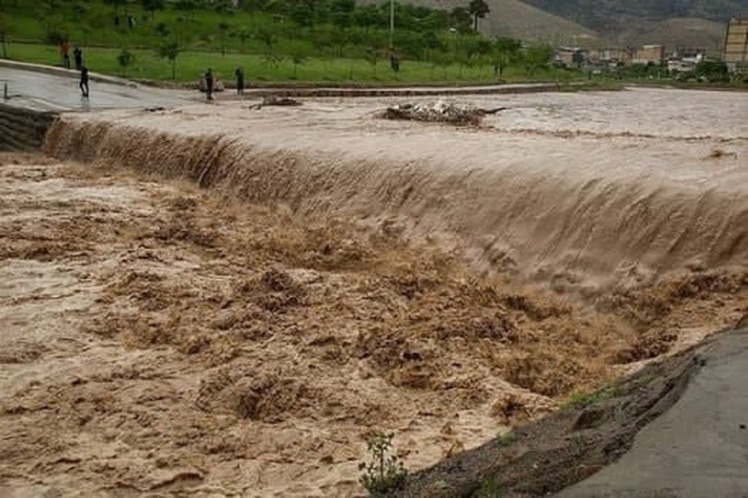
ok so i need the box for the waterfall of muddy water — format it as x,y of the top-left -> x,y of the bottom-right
45,88 -> 748,293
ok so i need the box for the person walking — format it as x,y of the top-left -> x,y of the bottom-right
234,67 -> 244,95
79,65 -> 89,98
73,47 -> 83,71
204,68 -> 214,101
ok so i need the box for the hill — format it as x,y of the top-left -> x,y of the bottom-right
520,0 -> 748,31
397,0 -> 745,49
361,0 -> 599,43
518,0 -> 747,48
617,17 -> 727,55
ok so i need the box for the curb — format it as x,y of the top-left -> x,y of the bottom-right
0,59 -> 137,88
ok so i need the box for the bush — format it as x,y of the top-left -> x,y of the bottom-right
358,431 -> 407,496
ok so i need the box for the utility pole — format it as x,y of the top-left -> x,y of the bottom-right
389,0 -> 395,49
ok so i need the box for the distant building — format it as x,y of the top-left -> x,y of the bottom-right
554,47 -> 587,68
667,47 -> 706,73
632,45 -> 665,65
588,47 -> 631,67
724,18 -> 748,71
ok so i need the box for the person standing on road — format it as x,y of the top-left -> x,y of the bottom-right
235,67 -> 244,95
60,40 -> 71,69
79,66 -> 89,98
204,68 -> 214,101
73,47 -> 83,71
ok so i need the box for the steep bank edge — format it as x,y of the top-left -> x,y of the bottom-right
395,324 -> 740,497
0,104 -> 57,152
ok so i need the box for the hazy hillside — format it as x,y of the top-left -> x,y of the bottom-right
520,0 -> 748,32
363,0 -> 598,42
617,18 -> 727,54
518,0 -> 745,49
392,0 -> 744,49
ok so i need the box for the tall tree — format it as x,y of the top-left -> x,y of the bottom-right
175,0 -> 197,21
116,48 -> 134,76
468,0 -> 490,31
158,40 -> 179,79
142,0 -> 165,20
0,14 -> 8,59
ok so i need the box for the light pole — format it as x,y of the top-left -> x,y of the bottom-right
389,0 -> 394,49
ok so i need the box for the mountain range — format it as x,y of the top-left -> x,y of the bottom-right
406,0 -> 748,51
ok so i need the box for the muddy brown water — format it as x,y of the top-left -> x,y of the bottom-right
1,88 -> 747,497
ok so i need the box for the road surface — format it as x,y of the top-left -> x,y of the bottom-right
558,325 -> 748,498
0,65 -> 192,112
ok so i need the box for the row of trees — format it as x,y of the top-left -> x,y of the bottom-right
7,0 -> 557,80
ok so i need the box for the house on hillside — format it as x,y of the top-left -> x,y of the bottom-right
588,47 -> 632,68
554,47 -> 587,68
632,45 -> 665,65
667,47 -> 706,73
724,18 -> 748,72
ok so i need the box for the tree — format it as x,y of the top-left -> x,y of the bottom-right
237,28 -> 251,51
175,0 -> 197,21
449,6 -> 472,33
421,30 -> 443,59
103,0 -> 127,14
213,0 -> 233,16
291,50 -> 307,79
142,0 -> 165,20
468,0 -> 490,31
71,3 -> 87,21
0,14 -> 9,59
217,21 -> 230,56
116,48 -> 134,76
365,46 -> 381,77
155,22 -> 170,38
694,59 -> 729,82
256,28 -> 276,56
330,0 -> 355,27
491,36 -> 522,78
523,43 -> 553,75
290,2 -> 315,28
158,40 -> 179,79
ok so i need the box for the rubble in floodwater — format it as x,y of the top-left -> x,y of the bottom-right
382,100 -> 507,125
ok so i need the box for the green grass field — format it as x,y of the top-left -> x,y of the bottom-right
0,0 -> 589,85
4,41 -> 584,86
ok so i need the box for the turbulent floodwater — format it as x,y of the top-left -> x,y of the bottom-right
1,88 -> 746,497
44,87 -> 748,292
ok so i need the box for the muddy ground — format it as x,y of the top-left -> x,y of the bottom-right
0,152 -> 746,497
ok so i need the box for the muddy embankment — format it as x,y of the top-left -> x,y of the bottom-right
0,104 -> 57,152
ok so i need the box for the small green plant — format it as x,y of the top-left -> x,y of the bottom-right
116,48 -> 134,76
475,476 -> 504,497
497,430 -> 516,446
564,384 -> 624,411
359,431 -> 407,496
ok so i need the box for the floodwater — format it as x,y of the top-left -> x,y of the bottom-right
1,87 -> 747,497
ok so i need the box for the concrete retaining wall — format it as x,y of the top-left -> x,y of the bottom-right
0,104 -> 57,152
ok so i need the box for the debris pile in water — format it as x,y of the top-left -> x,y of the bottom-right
248,96 -> 303,110
383,101 -> 506,125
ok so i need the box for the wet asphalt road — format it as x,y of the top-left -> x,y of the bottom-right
0,66 -> 191,112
